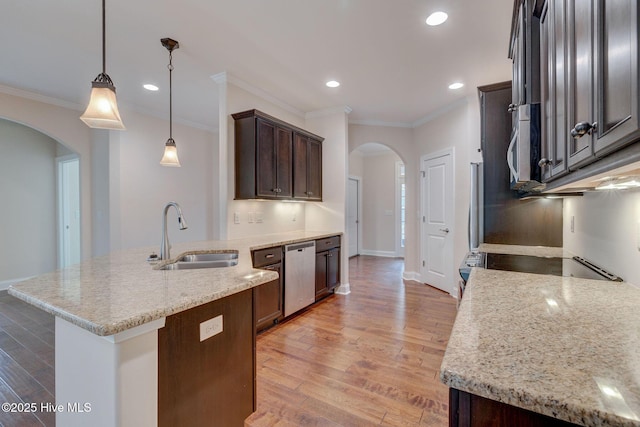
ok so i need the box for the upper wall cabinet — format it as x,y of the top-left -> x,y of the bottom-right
232,110 -> 324,201
534,0 -> 640,185
293,133 -> 322,201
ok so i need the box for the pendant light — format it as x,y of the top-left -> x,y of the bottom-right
160,38 -> 181,167
80,0 -> 125,130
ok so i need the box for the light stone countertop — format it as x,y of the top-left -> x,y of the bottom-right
441,248 -> 640,426
478,242 -> 572,258
8,231 -> 341,337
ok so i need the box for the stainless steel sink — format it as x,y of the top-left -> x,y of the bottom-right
157,251 -> 238,270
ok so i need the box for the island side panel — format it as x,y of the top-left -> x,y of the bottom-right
158,288 -> 255,426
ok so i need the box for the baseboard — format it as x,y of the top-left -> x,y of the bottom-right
360,249 -> 399,258
334,283 -> 351,295
0,276 -> 35,291
402,271 -> 422,283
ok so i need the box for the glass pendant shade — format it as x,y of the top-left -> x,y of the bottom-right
160,139 -> 181,167
80,81 -> 125,130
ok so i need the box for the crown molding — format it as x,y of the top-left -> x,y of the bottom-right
305,105 -> 352,119
349,119 -> 413,128
0,84 -> 83,111
411,97 -> 469,128
211,71 -> 305,118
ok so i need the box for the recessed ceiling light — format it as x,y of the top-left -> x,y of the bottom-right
448,82 -> 464,90
326,80 -> 340,88
426,11 -> 448,26
143,84 -> 159,91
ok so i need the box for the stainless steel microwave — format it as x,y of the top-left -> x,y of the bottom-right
506,103 -> 544,192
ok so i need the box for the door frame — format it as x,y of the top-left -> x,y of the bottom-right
56,154 -> 81,269
347,175 -> 362,257
395,161 -> 405,258
419,147 -> 455,295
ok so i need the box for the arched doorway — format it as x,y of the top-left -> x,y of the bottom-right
0,118 -> 81,288
348,143 -> 405,259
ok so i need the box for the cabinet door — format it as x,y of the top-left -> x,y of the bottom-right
540,1 -> 553,181
315,251 -> 328,299
327,248 -> 340,290
567,0 -> 595,168
255,263 -> 283,332
593,0 -> 640,155
256,118 -> 278,198
540,0 -> 569,179
307,138 -> 322,201
293,133 -> 308,198
276,126 -> 293,197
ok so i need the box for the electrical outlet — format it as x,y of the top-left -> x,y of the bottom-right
255,212 -> 263,223
233,212 -> 240,224
292,212 -> 296,222
248,212 -> 254,223
571,216 -> 575,233
200,315 -> 223,342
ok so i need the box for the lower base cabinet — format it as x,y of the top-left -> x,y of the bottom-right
252,246 -> 284,333
315,236 -> 341,301
449,388 -> 579,427
158,290 -> 255,427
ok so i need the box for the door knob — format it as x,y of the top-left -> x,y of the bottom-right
440,228 -> 450,233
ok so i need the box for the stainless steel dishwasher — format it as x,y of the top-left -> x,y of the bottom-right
284,241 -> 316,317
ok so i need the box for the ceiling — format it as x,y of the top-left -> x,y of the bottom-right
2,0 -> 513,130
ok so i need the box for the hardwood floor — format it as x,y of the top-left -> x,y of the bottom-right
0,291 -> 55,427
0,255 -> 458,427
246,255 -> 458,426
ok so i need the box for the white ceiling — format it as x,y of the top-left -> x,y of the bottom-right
2,0 -> 513,130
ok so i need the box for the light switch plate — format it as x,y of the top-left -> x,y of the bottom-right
200,315 -> 223,342
233,212 -> 240,224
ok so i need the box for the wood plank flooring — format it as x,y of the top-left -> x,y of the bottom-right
246,255 -> 458,426
0,255 -> 458,427
0,291 -> 55,427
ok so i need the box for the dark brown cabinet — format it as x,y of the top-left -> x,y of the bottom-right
449,388 -> 579,427
293,133 -> 322,201
252,246 -> 284,332
535,0 -> 640,185
158,290 -> 255,427
315,236 -> 340,300
233,109 -> 324,201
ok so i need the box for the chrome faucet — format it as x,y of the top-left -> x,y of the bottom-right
160,202 -> 188,260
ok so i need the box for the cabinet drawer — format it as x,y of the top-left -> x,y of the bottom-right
315,236 -> 340,252
252,246 -> 282,268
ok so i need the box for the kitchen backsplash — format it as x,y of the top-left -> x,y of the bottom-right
563,190 -> 640,286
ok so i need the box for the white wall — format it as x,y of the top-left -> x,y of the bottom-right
0,90 -> 93,262
564,191 -> 640,286
109,110 -> 215,251
348,150 -> 364,178
414,98 -> 478,293
359,151 -> 401,256
0,119 -> 57,283
220,79 -> 308,240
348,125 -> 416,270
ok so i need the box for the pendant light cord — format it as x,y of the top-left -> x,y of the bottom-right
168,51 -> 174,139
102,0 -> 106,74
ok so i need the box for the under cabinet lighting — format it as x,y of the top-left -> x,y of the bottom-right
448,82 -> 464,90
143,84 -> 159,91
595,176 -> 640,190
326,80 -> 340,88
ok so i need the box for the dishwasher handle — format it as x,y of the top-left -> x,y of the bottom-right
285,241 -> 315,252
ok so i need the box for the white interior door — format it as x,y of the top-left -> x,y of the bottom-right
421,149 -> 454,293
347,177 -> 360,257
58,156 -> 81,268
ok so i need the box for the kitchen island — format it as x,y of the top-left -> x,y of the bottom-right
441,246 -> 640,427
8,230 -> 341,427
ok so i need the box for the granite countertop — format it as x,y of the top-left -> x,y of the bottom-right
441,245 -> 640,426
8,231 -> 341,337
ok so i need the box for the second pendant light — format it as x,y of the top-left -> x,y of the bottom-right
160,38 -> 181,167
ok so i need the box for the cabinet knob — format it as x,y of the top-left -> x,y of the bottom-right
570,121 -> 597,138
307,192 -> 313,196
507,103 -> 518,113
538,158 -> 552,168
